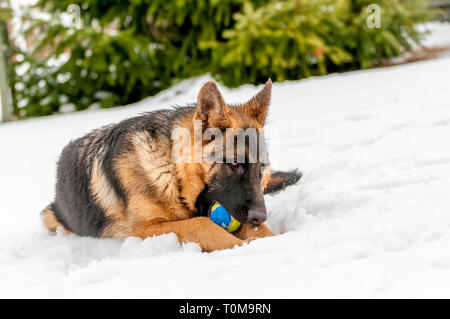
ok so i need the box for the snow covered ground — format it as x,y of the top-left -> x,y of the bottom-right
1,25 -> 450,298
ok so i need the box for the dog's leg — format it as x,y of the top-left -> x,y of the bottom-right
41,204 -> 72,234
131,217 -> 249,252
233,223 -> 274,240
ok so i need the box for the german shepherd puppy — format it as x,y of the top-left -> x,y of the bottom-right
42,80 -> 301,251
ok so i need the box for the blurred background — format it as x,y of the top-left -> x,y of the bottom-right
0,0 -> 448,121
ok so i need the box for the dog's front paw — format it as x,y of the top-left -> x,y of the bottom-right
234,223 -> 274,240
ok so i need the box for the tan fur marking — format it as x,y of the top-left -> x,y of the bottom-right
102,195 -> 174,238
131,131 -> 181,204
195,81 -> 230,129
90,157 -> 125,218
112,145 -> 192,230
260,166 -> 272,192
237,79 -> 271,126
176,162 -> 206,212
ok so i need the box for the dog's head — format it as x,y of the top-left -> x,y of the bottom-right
192,80 -> 273,225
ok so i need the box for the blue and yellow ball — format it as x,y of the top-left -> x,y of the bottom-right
208,201 -> 241,232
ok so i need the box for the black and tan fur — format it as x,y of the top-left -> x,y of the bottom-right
42,80 -> 301,251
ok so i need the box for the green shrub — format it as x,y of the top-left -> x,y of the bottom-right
209,0 -> 436,86
9,0 -> 434,118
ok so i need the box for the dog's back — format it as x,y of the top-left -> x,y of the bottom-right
43,108 -> 192,236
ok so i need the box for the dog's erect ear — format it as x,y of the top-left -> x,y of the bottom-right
263,169 -> 302,195
240,79 -> 272,126
195,81 -> 229,129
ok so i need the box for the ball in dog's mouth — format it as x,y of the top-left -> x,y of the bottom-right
208,201 -> 241,232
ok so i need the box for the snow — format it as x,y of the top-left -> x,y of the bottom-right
420,22 -> 450,48
1,27 -> 450,298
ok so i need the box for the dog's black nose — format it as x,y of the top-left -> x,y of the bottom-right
247,209 -> 267,225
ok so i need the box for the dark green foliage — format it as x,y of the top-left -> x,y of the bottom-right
9,0 -> 435,118
210,0 -> 436,86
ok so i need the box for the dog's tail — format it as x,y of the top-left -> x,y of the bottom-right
263,169 -> 302,195
41,204 -> 72,234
